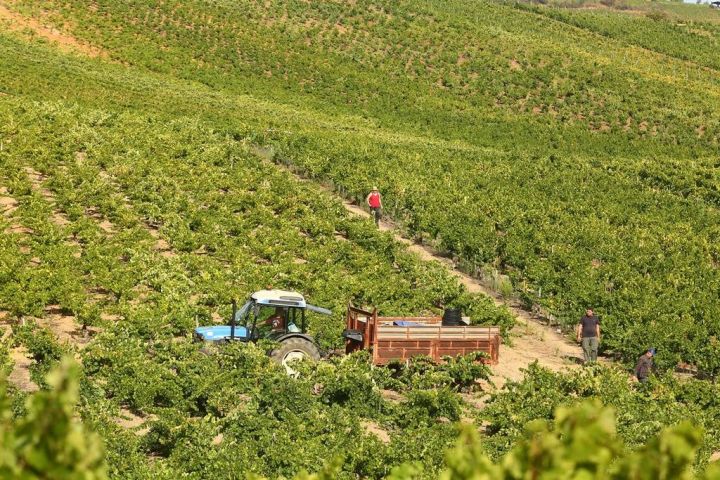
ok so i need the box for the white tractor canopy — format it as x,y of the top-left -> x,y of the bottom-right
251,289 -> 307,308
249,290 -> 332,315
196,290 -> 331,342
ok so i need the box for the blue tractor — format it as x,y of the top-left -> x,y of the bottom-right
194,290 -> 331,370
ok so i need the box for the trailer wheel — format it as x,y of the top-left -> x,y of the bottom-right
270,338 -> 321,376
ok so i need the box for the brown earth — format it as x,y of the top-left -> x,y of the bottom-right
0,189 -> 23,234
361,420 -> 391,443
0,320 -> 36,392
5,224 -> 33,235
36,304 -> 84,347
85,207 -> 115,234
0,189 -> 19,216
0,1 -> 106,58
23,166 -> 73,229
7,345 -> 38,392
114,407 -> 155,435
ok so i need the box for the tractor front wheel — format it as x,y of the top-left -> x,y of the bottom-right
270,338 -> 321,375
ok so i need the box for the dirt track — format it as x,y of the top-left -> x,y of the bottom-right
338,199 -> 583,387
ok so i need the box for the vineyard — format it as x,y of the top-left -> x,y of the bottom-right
2,0 -> 719,368
1,0 -> 720,477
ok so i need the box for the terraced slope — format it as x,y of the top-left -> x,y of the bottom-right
0,91 -> 514,477
4,0 -> 718,369
11,0 -> 718,149
2,1 -> 720,478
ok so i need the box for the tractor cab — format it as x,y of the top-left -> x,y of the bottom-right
194,289 -> 330,343
193,290 -> 332,373
194,290 -> 331,373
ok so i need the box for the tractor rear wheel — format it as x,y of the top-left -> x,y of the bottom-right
270,338 -> 321,375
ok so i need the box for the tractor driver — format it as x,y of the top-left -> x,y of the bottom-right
264,307 -> 287,333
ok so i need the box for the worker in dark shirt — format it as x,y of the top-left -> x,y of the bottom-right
635,348 -> 655,383
576,308 -> 600,364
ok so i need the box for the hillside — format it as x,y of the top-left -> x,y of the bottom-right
2,0 -> 718,368
2,0 -> 720,477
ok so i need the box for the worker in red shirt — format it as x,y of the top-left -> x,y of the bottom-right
366,186 -> 382,227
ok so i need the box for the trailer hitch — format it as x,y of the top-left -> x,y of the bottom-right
341,329 -> 363,343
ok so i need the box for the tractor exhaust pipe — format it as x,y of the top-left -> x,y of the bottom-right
230,299 -> 237,341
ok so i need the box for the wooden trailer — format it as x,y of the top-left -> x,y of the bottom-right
343,304 -> 500,365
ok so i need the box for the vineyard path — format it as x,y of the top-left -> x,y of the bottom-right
338,199 -> 583,387
258,151 -> 584,388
